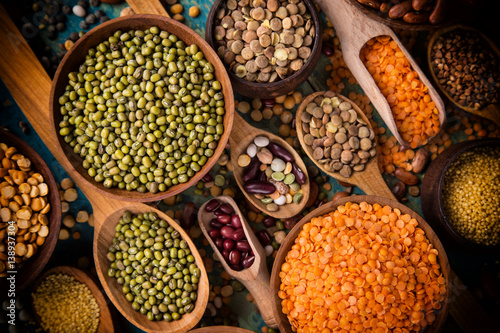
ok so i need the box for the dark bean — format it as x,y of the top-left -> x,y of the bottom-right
242,255 -> 255,268
262,216 -> 276,228
242,156 -> 260,182
231,215 -> 242,228
284,215 -> 301,230
100,16 -> 110,23
201,173 -> 213,182
209,229 -> 221,239
86,14 -> 97,24
391,181 -> 406,201
62,5 -> 72,14
213,209 -> 223,216
219,203 -> 234,215
222,249 -> 230,262
215,238 -> 224,251
79,21 -> 89,30
229,250 -> 241,265
69,32 -> 79,41
231,228 -> 245,241
292,163 -> 306,185
230,263 -> 243,271
267,142 -> 294,163
223,239 -> 235,251
243,180 -> 276,194
56,22 -> 66,31
78,0 -> 89,9
217,214 -> 231,224
261,98 -> 276,108
90,0 -> 100,6
94,9 -> 105,18
256,230 -> 271,246
209,218 -> 224,230
181,202 -> 196,229
220,226 -> 235,239
236,240 -> 251,252
205,199 -> 220,212
322,42 -> 334,57
258,170 -> 268,182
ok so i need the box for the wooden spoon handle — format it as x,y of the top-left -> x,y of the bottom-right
229,112 -> 257,144
356,166 -> 396,200
126,0 -> 170,17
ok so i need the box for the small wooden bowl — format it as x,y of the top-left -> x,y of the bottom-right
190,327 -> 255,333
421,138 -> 500,254
31,266 -> 115,332
0,128 -> 61,295
205,0 -> 322,99
50,14 -> 234,202
270,195 -> 450,333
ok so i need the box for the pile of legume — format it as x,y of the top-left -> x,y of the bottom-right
0,143 -> 51,277
57,26 -> 225,193
238,136 -> 306,212
300,91 -> 376,178
279,202 -> 446,332
360,36 -> 440,149
107,211 -> 201,321
32,273 -> 100,333
442,146 -> 500,246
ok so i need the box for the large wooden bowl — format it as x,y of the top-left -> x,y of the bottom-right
421,138 -> 500,254
270,195 -> 450,333
50,14 -> 234,202
205,0 -> 322,99
0,128 -> 61,296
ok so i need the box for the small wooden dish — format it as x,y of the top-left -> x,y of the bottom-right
421,138 -> 500,254
198,196 -> 278,328
205,0 -> 322,99
32,266 -> 115,332
230,112 -> 310,219
49,14 -> 234,202
296,91 -> 396,200
0,128 -> 61,295
270,195 -> 450,333
315,0 -> 446,148
427,24 -> 500,126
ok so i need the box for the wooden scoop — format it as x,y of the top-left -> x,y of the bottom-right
32,266 -> 115,333
198,195 -> 278,328
427,24 -> 500,127
229,112 -> 310,219
315,0 -> 446,148
0,5 -> 209,333
296,91 -> 396,200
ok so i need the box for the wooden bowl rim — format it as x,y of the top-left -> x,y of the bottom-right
31,265 -> 115,332
427,24 -> 500,113
93,204 -> 209,333
0,128 -> 61,295
205,0 -> 323,96
189,326 -> 256,333
430,138 -> 500,252
270,195 -> 451,333
49,14 -> 234,202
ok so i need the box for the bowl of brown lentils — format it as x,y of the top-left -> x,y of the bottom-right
421,138 -> 500,253
206,0 -> 322,98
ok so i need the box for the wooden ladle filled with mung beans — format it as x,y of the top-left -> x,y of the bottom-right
230,112 -> 310,219
296,91 -> 396,200
427,25 -> 500,127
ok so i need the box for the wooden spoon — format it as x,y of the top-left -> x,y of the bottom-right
315,0 -> 446,148
427,24 -> 500,127
296,91 -> 396,200
230,112 -> 310,219
198,195 -> 278,328
32,266 -> 115,332
270,195 -> 451,333
0,5 -> 209,333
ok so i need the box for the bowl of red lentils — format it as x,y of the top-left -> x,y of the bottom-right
271,195 -> 450,333
421,138 -> 500,253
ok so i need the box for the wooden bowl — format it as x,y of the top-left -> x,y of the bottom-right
205,0 -> 322,99
32,266 -> 115,332
190,327 -> 255,333
0,128 -> 61,295
421,138 -> 500,254
93,204 -> 209,333
49,14 -> 234,202
270,195 -> 450,333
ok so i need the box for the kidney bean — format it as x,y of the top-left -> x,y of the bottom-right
231,214 -> 242,228
181,202 -> 196,229
231,228 -> 246,241
205,199 -> 220,212
209,218 -> 224,230
222,249 -> 230,262
412,0 -> 430,11
242,255 -> 255,268
243,180 -> 276,194
217,214 -> 231,224
321,42 -> 334,57
391,181 -> 406,201
292,163 -> 306,185
236,240 -> 251,252
306,181 -> 319,208
403,11 -> 429,23
209,229 -> 221,240
213,209 -> 223,216
358,0 -> 381,9
241,251 -> 249,260
223,239 -> 235,251
220,226 -> 235,239
267,142 -> 294,163
262,216 -> 276,228
258,170 -> 268,182
261,98 -> 275,108
256,229 -> 271,246
215,238 -> 224,251
332,191 -> 349,201
389,0 -> 413,19
230,263 -> 243,271
284,215 -> 301,230
411,148 -> 429,174
394,167 -> 419,185
201,173 -> 213,183
242,156 -> 260,182
229,250 -> 242,265
429,0 -> 445,24
219,203 -> 234,215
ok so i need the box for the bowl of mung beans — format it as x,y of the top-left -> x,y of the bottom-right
50,14 -> 234,202
206,0 -> 322,98
421,138 -> 500,253
0,128 -> 61,296
271,195 -> 450,333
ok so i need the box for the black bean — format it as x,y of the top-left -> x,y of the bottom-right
86,13 -> 97,24
79,21 -> 89,29
62,5 -> 72,14
100,15 -> 110,23
94,9 -> 105,18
